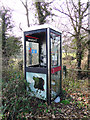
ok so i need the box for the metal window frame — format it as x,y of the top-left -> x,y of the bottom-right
49,28 -> 62,102
46,28 -> 51,105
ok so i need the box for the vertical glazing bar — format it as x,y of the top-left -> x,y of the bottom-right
24,33 -> 26,79
47,28 -> 51,105
60,34 -> 62,93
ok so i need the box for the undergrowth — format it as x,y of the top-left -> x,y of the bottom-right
2,67 -> 32,119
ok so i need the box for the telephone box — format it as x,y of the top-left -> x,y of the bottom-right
24,24 -> 62,104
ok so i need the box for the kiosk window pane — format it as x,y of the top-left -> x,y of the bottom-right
50,31 -> 60,99
26,41 -> 39,66
51,32 -> 60,67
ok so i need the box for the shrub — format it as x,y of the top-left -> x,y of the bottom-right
18,59 -> 23,71
2,69 -> 31,119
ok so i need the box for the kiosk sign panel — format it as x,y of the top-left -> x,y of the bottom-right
24,25 -> 62,104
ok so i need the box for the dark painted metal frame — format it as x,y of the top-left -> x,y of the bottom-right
46,28 -> 51,105
24,27 -> 62,105
50,29 -> 62,94
49,29 -> 62,103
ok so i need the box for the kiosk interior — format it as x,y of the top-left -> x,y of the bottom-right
24,25 -> 62,104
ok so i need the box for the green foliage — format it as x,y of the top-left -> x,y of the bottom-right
77,101 -> 84,109
38,103 -> 42,107
61,100 -> 70,105
2,68 -> 32,119
54,110 -> 56,114
45,109 -> 48,113
5,36 -> 22,57
43,103 -> 47,108
18,59 -> 23,71
62,90 -> 67,95
1,7 -> 22,67
58,109 -> 61,113
63,70 -> 80,92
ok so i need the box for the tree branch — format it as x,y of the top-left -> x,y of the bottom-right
82,2 -> 89,16
20,0 -> 26,8
66,0 -> 77,33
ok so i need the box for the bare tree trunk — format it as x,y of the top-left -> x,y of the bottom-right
2,11 -> 8,67
87,44 -> 90,78
76,35 -> 82,79
35,1 -> 52,25
26,1 -> 30,27
26,8 -> 30,27
20,0 -> 30,27
35,2 -> 44,24
87,0 -> 90,79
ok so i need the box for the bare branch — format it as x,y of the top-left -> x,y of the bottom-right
71,0 -> 78,12
45,0 -> 56,5
82,2 -> 89,16
81,26 -> 89,32
20,0 -> 30,27
20,0 -> 26,8
83,13 -> 89,18
19,23 -> 23,31
54,7 -> 76,22
54,1 -> 77,33
66,0 -> 77,33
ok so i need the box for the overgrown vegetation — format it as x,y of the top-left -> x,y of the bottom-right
62,54 -> 89,112
1,1 -> 90,119
2,68 -> 90,119
1,60 -> 89,119
2,69 -> 31,119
